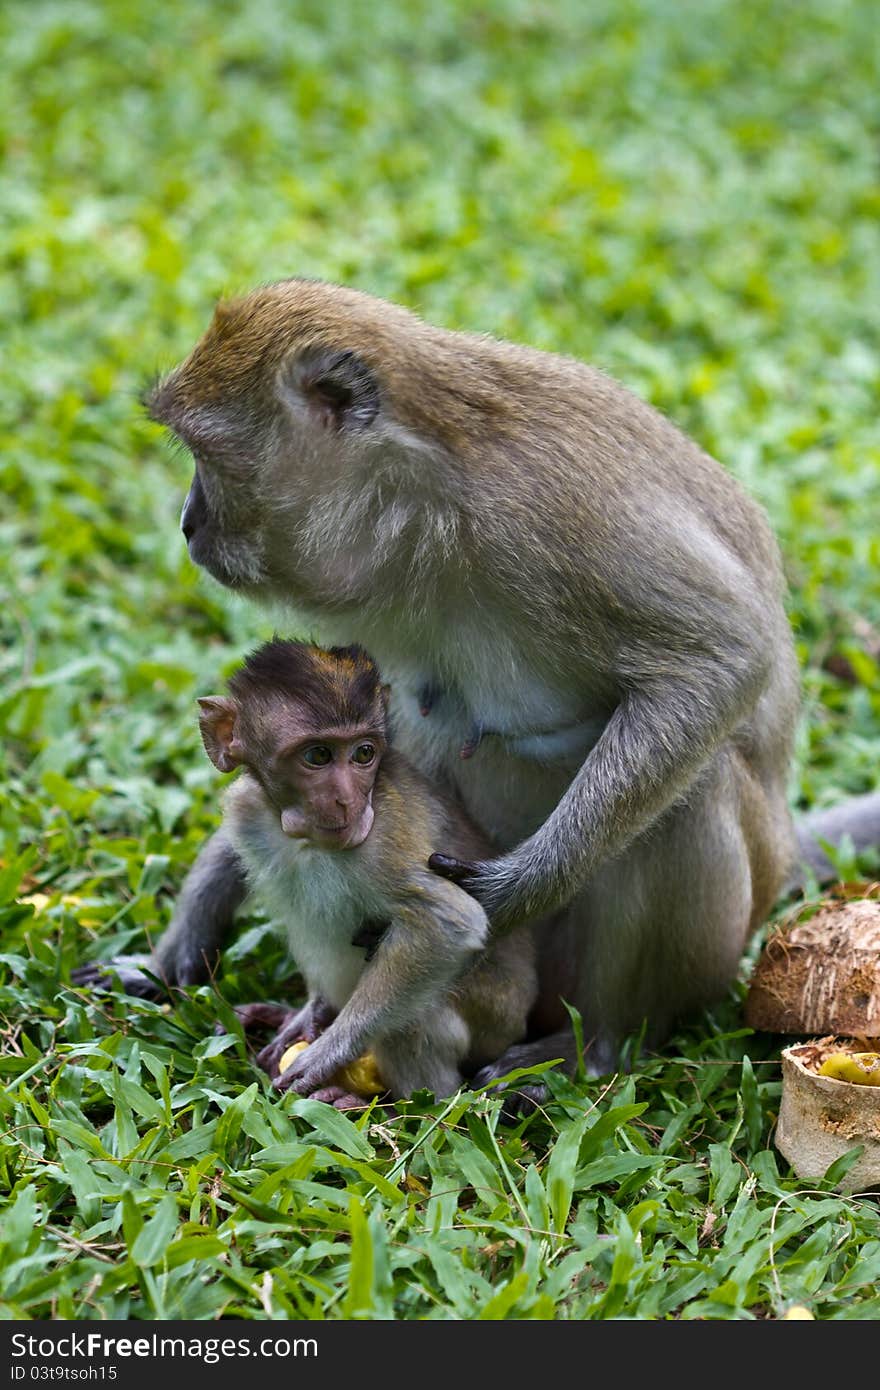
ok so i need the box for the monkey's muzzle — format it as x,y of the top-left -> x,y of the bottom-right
281,803 -> 375,850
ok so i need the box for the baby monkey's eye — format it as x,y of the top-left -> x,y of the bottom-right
352,743 -> 376,766
302,745 -> 333,767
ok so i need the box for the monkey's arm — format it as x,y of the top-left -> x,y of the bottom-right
73,829 -> 247,997
274,878 -> 488,1095
435,619 -> 776,930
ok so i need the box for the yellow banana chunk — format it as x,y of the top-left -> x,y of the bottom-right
335,1053 -> 386,1097
278,1041 -> 310,1072
782,1306 -> 815,1320
278,1039 -> 386,1097
818,1051 -> 880,1086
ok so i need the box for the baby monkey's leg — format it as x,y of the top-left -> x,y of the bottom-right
372,1005 -> 471,1100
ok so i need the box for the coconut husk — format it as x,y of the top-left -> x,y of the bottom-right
776,1042 -> 880,1189
745,899 -> 880,1036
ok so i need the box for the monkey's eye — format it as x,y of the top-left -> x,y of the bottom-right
302,745 -> 333,767
352,743 -> 376,766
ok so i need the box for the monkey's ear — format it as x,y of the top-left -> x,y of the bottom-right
279,346 -> 380,431
198,696 -> 244,773
380,683 -> 392,715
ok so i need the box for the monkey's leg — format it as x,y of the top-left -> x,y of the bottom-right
371,1006 -> 470,1101
478,754 -> 782,1097
72,830 -> 247,997
579,757 -> 784,1052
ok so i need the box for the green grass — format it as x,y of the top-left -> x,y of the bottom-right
2,0 -> 880,1320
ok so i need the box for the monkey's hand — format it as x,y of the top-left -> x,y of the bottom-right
351,916 -> 391,961
427,854 -> 479,888
256,997 -> 337,1078
71,955 -> 166,999
272,1026 -> 355,1096
428,853 -> 539,932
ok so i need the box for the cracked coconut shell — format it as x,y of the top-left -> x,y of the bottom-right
776,1041 -> 880,1188
745,899 -> 880,1036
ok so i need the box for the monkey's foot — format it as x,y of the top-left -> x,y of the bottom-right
471,1033 -> 573,1116
308,1085 -> 370,1110
471,1043 -> 559,1117
500,1084 -> 550,1119
473,1030 -> 617,1116
71,955 -> 163,999
471,1035 -> 571,1089
231,1002 -> 297,1036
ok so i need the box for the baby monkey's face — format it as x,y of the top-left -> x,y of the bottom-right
198,692 -> 387,851
263,722 -> 386,851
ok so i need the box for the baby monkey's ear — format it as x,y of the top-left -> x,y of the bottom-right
380,683 -> 392,716
198,696 -> 244,773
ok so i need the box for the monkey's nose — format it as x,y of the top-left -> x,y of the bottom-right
181,494 -> 200,542
181,472 -> 208,542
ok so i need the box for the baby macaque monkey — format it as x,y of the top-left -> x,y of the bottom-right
199,639 -> 537,1107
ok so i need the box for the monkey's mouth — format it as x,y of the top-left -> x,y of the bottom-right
187,531 -> 268,592
189,543 -> 244,589
280,804 -> 374,849
313,805 -> 375,850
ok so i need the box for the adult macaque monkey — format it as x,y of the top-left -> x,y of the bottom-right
199,639 -> 537,1105
79,278 -> 880,1081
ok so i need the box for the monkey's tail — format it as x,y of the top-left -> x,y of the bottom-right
787,790 -> 880,892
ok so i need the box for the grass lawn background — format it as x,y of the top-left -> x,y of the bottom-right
1,0 -> 879,1319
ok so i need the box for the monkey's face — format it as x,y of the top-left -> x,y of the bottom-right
145,284 -> 394,600
177,434 -> 275,594
248,703 -> 387,851
199,692 -> 386,851
262,725 -> 385,851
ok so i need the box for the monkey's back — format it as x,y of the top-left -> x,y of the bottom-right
191,277 -> 782,578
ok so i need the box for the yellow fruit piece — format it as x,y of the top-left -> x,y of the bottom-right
335,1053 -> 386,1097
278,1041 -> 310,1073
278,1039 -> 385,1098
818,1051 -> 880,1086
783,1306 -> 815,1320
404,1173 -> 430,1197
